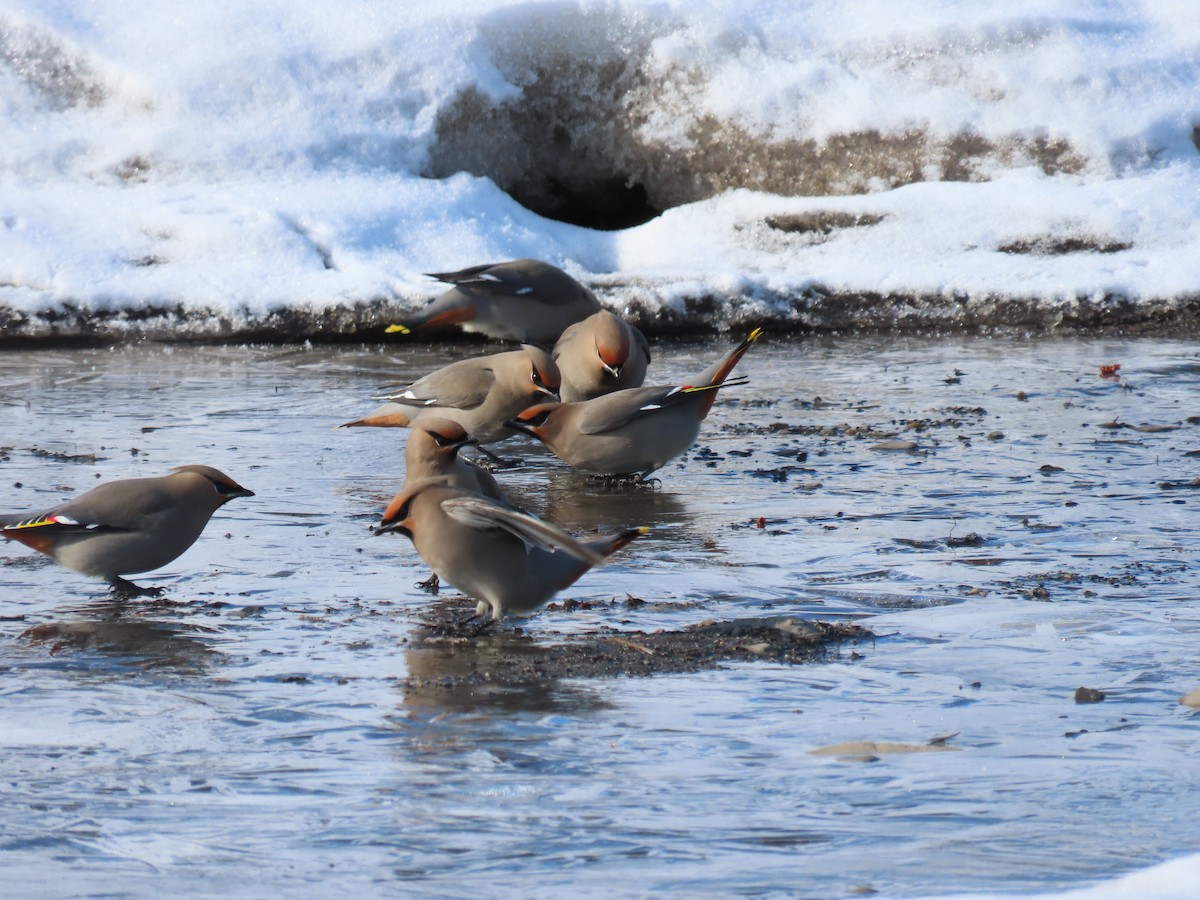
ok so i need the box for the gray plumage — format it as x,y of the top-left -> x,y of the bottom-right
341,345 -> 561,444
389,259 -> 601,344
553,309 -> 651,402
403,418 -> 507,502
506,328 -> 763,478
375,477 -> 644,621
1,465 -> 254,594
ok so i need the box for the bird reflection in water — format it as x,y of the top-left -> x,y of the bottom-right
400,619 -> 610,717
19,596 -> 220,671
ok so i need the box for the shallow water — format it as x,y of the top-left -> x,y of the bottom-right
2,334 -> 1199,898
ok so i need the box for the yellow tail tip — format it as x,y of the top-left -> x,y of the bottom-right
385,323 -> 410,335
747,326 -> 764,342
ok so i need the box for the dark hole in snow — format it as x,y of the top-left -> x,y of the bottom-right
537,177 -> 661,231
424,74 -> 668,231
423,4 -> 1088,234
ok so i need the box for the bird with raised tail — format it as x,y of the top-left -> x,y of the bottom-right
506,328 -> 763,479
1,465 -> 254,596
553,309 -> 651,402
340,345 -> 561,445
387,259 -> 601,345
375,476 -> 645,622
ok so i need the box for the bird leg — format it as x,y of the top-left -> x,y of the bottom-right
414,572 -> 441,594
590,472 -> 661,490
451,610 -> 498,636
108,577 -> 165,599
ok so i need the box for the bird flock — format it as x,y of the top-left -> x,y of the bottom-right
2,259 -> 760,626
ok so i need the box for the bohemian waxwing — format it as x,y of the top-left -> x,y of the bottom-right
1,465 -> 254,595
403,418 -> 506,502
401,418 -> 514,594
553,309 -> 651,402
386,259 -> 601,345
506,328 -> 763,479
340,345 -> 561,444
375,477 -> 645,621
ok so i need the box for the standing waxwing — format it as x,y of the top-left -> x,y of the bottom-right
1,465 -> 254,596
506,328 -> 763,479
375,476 -> 645,622
340,345 -> 560,445
386,259 -> 601,345
401,418 -> 515,594
403,418 -> 507,502
553,309 -> 651,402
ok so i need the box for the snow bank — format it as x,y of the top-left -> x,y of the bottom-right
1,1 -> 1198,340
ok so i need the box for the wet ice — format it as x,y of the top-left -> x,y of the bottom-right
3,335 -> 1200,897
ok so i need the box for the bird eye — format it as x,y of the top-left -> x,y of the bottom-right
530,367 -> 547,390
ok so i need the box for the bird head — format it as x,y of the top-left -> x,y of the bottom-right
375,491 -> 415,538
594,311 -> 631,379
173,465 -> 255,505
505,404 -> 557,440
421,419 -> 477,456
522,345 -> 562,402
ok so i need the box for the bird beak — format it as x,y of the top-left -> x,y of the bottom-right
505,417 -> 538,438
373,517 -> 412,538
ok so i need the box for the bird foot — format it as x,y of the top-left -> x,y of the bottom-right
414,573 -> 441,594
451,611 -> 498,637
590,472 -> 661,490
108,577 -> 165,599
424,608 -> 498,638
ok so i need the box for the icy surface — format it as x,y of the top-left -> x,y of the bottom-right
3,335 -> 1200,896
1,2 -> 1200,338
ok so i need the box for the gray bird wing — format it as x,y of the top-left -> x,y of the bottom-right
428,261 -> 541,298
574,378 -> 746,435
440,495 -> 605,565
0,507 -> 120,533
60,479 -> 178,531
431,260 -> 582,306
425,261 -> 505,285
574,385 -> 692,435
383,361 -> 497,410
0,482 -> 166,534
